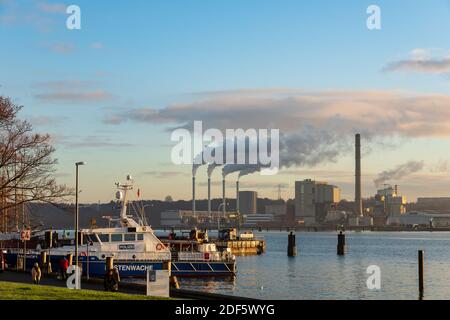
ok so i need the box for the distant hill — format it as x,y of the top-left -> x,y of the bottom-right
26,197 -> 289,230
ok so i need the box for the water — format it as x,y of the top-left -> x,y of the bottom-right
174,231 -> 450,300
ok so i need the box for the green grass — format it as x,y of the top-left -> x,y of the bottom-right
0,281 -> 168,300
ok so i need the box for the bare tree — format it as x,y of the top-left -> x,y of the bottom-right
0,96 -> 73,226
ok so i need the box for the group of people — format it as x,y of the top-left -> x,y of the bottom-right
31,257 -> 121,293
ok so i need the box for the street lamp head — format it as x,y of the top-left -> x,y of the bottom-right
76,161 -> 86,166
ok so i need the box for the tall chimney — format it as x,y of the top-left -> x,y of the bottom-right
355,133 -> 363,217
222,179 -> 226,218
236,180 -> 240,213
208,177 -> 211,220
192,176 -> 196,218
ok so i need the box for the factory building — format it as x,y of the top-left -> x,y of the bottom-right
387,211 -> 450,227
239,191 -> 257,215
414,198 -> 450,211
160,210 -> 226,227
242,214 -> 275,227
265,202 -> 287,217
295,179 -> 340,226
377,186 -> 406,217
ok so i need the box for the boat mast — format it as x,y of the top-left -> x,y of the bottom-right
116,175 -> 133,221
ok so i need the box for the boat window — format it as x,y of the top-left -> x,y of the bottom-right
124,234 -> 135,242
137,234 -> 144,241
98,234 -> 109,243
111,234 -> 123,242
85,234 -> 98,243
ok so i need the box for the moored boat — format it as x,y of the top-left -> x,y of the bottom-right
1,176 -> 236,278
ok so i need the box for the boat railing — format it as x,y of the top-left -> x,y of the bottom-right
178,251 -> 235,262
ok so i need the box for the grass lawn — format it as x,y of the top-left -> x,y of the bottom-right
0,281 -> 168,300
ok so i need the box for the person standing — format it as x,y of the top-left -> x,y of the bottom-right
111,267 -> 120,292
59,257 -> 69,280
104,269 -> 113,291
31,263 -> 42,284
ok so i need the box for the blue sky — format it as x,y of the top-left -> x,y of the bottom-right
1,0 -> 450,202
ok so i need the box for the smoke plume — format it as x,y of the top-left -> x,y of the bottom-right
374,160 -> 425,187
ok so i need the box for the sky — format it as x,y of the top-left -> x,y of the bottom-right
1,0 -> 450,203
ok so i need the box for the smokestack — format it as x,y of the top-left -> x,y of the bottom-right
208,177 -> 211,220
222,179 -> 226,218
236,180 -> 240,213
192,176 -> 196,218
355,134 -> 363,217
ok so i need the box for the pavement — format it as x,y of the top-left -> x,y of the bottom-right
0,270 -> 145,295
0,270 -> 255,300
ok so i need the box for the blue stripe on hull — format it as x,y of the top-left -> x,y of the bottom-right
4,253 -> 235,278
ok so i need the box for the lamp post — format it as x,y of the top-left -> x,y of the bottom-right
74,161 -> 86,271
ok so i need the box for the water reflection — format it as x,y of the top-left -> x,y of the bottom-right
175,231 -> 450,300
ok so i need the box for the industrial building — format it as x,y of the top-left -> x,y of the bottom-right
414,197 -> 450,211
387,211 -> 450,227
160,210 -> 226,227
242,213 -> 275,227
265,202 -> 287,217
377,186 -> 406,217
239,191 -> 257,215
295,179 -> 340,226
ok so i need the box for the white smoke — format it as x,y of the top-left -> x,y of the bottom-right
374,160 -> 425,187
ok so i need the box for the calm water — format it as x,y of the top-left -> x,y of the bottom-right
172,231 -> 450,300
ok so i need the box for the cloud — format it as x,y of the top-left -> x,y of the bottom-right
103,88 -> 450,169
33,80 -> 100,90
26,115 -> 67,127
104,89 -> 450,137
35,90 -> 113,104
37,2 -> 67,14
0,0 -> 67,31
430,159 -> 450,173
197,180 -> 289,191
90,42 -> 104,50
33,79 -> 113,104
279,169 -> 356,178
384,49 -> 450,74
373,160 -> 425,187
140,171 -> 189,179
47,42 -> 76,54
52,135 -> 136,148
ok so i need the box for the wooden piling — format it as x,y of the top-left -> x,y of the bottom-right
106,257 -> 114,271
287,231 -> 297,257
337,231 -> 345,255
418,250 -> 424,299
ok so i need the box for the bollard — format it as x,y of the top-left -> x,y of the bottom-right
106,257 -> 114,271
287,231 -> 297,257
337,231 -> 346,255
40,251 -> 47,274
40,251 -> 47,266
163,261 -> 172,275
418,250 -> 424,299
170,276 -> 180,289
67,254 -> 73,266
